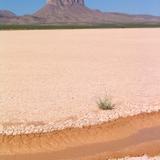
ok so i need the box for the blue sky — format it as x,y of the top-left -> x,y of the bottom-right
0,0 -> 160,16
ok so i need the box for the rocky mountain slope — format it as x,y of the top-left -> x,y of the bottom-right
0,0 -> 160,25
0,10 -> 16,17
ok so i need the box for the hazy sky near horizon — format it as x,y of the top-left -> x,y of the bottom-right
0,0 -> 160,16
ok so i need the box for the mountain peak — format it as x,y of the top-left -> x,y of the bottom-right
0,10 -> 16,17
47,0 -> 85,6
1,0 -> 160,25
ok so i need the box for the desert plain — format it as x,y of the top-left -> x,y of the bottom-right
0,28 -> 160,159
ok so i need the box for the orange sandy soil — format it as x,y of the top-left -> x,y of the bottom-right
0,112 -> 160,160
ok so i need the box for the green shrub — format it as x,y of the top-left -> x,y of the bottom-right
97,96 -> 114,110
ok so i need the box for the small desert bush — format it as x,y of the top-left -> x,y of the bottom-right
97,95 -> 114,110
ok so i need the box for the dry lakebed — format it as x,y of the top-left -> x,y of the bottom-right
0,28 -> 160,159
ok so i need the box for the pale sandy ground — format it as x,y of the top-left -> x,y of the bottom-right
113,156 -> 160,160
0,29 -> 160,135
115,156 -> 160,160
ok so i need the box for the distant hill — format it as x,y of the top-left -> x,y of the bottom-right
0,0 -> 160,25
0,10 -> 16,17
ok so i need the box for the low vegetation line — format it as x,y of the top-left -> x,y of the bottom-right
0,23 -> 160,30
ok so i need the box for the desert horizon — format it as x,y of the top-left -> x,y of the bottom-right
1,0 -> 160,26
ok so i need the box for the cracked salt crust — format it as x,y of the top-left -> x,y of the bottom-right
0,29 -> 160,135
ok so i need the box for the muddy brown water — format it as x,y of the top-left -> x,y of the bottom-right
10,126 -> 160,160
1,113 -> 160,160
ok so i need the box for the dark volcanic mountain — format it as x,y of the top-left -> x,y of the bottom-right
0,0 -> 160,25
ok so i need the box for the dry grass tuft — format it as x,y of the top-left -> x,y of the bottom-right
97,95 -> 115,110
